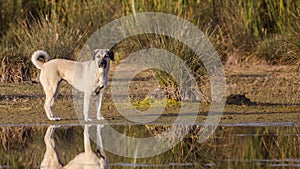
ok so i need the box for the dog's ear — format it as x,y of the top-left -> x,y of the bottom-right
108,50 -> 114,61
92,49 -> 99,60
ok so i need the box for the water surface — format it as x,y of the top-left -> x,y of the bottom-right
0,124 -> 299,168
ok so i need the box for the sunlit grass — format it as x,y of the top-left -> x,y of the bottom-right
0,0 -> 300,83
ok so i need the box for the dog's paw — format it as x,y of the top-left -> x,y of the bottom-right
84,118 -> 93,121
48,117 -> 61,121
97,116 -> 105,120
51,117 -> 61,121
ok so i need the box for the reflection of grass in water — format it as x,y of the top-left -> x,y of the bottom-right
260,127 -> 300,160
0,126 -> 299,168
0,126 -> 43,168
216,126 -> 300,168
0,127 -> 32,151
110,126 -> 300,168
0,126 -> 86,168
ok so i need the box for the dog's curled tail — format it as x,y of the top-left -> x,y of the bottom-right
31,50 -> 50,70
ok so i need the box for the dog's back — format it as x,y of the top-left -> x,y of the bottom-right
41,59 -> 76,84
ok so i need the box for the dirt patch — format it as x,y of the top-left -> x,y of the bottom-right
0,63 -> 300,125
226,94 -> 257,105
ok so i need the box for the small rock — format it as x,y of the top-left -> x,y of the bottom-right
226,94 -> 257,105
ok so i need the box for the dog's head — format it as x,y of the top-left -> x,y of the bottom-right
92,49 -> 114,69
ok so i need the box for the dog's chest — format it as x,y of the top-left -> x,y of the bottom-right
93,72 -> 106,95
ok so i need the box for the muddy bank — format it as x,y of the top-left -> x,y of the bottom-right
0,65 -> 300,125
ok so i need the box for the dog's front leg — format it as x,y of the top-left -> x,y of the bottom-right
83,93 -> 93,121
84,125 -> 93,153
97,124 -> 108,164
96,89 -> 105,120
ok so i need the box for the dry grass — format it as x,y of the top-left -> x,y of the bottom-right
0,0 -> 300,84
225,65 -> 300,105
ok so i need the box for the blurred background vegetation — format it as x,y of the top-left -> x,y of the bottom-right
0,0 -> 299,83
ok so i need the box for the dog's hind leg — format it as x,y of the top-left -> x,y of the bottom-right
41,125 -> 63,168
41,75 -> 61,121
44,87 -> 61,121
54,80 -> 62,100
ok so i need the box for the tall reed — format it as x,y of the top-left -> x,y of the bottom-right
0,0 -> 299,83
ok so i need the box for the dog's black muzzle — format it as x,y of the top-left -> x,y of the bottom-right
98,59 -> 107,69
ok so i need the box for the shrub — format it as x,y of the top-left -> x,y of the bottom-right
0,0 -> 300,87
0,16 -> 86,82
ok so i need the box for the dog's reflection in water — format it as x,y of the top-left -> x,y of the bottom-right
40,125 -> 109,169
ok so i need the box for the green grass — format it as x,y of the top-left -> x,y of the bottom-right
0,0 -> 300,86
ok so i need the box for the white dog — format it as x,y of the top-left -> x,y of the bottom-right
31,49 -> 114,121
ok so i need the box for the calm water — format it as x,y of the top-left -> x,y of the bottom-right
0,124 -> 299,168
